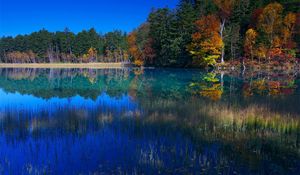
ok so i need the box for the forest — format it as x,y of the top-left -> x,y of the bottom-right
0,0 -> 299,68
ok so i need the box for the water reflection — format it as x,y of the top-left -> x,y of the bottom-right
0,90 -> 138,117
0,68 -> 299,174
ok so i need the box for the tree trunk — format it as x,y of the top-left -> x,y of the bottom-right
220,19 -> 226,64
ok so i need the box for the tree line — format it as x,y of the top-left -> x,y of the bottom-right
0,28 -> 128,63
0,0 -> 299,67
128,0 -> 300,67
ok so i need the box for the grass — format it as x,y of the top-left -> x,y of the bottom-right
200,103 -> 300,134
139,97 -> 300,135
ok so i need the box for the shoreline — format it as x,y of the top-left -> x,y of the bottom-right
0,62 -> 299,72
0,63 -> 131,69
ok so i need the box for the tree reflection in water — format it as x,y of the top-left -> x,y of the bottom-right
0,68 -> 299,174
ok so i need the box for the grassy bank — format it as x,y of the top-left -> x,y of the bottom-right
0,62 -> 131,69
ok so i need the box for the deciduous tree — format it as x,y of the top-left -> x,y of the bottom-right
282,13 -> 297,49
258,3 -> 283,50
244,28 -> 258,61
127,31 -> 143,66
187,15 -> 223,67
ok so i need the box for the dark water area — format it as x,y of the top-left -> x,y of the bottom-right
0,68 -> 299,174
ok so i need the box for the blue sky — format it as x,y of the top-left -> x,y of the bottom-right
0,0 -> 179,36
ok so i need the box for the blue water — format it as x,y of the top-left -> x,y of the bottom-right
0,68 -> 299,174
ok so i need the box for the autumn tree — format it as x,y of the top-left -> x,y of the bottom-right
258,3 -> 283,50
187,15 -> 223,67
282,13 -> 297,50
255,3 -> 298,61
255,44 -> 267,63
127,31 -> 143,66
244,28 -> 258,61
87,47 -> 97,62
213,0 -> 237,63
127,23 -> 156,66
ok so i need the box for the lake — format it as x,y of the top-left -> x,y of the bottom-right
0,68 -> 299,174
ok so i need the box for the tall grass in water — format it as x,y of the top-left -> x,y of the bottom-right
200,103 -> 299,134
140,97 -> 300,138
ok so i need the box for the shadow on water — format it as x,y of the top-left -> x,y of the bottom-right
0,68 -> 299,174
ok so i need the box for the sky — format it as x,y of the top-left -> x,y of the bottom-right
0,0 -> 179,37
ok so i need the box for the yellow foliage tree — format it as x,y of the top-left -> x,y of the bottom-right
87,47 -> 97,60
244,28 -> 258,61
253,2 -> 297,61
81,47 -> 97,63
258,2 -> 283,49
255,44 -> 268,62
282,13 -> 297,49
187,15 -> 223,67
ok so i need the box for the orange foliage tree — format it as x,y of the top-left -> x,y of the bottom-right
127,31 -> 143,66
187,15 -> 223,67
